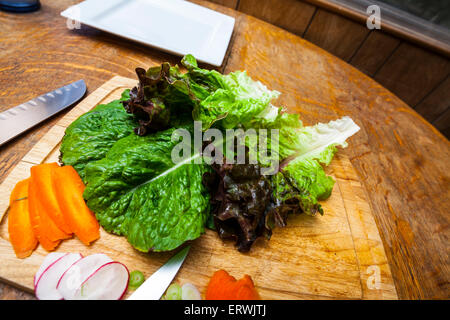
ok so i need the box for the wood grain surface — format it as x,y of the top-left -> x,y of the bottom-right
238,0 -> 317,37
349,31 -> 401,77
433,107 -> 450,139
374,42 -> 450,107
303,8 -> 370,61
304,0 -> 450,58
0,0 -> 448,300
0,76 -> 397,300
207,0 -> 238,9
414,76 -> 450,124
206,0 -> 450,139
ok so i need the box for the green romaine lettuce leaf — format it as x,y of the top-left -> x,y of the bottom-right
61,93 -> 211,252
274,116 -> 360,215
280,116 -> 360,165
60,90 -> 136,180
82,127 -> 211,252
184,56 -> 280,130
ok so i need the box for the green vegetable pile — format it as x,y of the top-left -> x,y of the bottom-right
60,55 -> 359,253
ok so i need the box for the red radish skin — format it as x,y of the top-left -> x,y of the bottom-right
72,262 -> 129,300
56,253 -> 113,300
34,252 -> 67,287
35,253 -> 82,300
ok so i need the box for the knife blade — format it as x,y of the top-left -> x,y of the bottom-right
128,245 -> 190,300
0,79 -> 86,147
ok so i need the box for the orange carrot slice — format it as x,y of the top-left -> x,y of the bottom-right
29,169 -> 70,251
28,181 -> 60,251
205,269 -> 235,300
205,269 -> 260,300
8,179 -> 38,258
52,165 -> 100,245
30,163 -> 72,234
234,275 -> 260,300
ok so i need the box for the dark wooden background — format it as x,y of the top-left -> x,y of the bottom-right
209,0 -> 450,138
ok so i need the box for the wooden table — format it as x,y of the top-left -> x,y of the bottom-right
0,0 -> 448,300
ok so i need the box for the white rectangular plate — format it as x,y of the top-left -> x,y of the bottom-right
61,0 -> 235,66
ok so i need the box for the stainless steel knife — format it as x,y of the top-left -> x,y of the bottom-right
0,79 -> 86,147
128,245 -> 190,300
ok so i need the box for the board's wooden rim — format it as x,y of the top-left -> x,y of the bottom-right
0,76 -> 398,299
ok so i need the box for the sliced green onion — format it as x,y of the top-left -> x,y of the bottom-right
181,283 -> 201,300
128,270 -> 145,290
164,283 -> 182,300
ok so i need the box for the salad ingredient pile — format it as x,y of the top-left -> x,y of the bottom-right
59,55 -> 359,253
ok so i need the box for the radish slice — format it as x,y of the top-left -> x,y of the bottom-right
71,262 -> 129,300
35,253 -> 82,300
57,253 -> 113,300
34,252 -> 67,287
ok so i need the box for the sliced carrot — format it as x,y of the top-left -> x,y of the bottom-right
8,179 -> 38,258
234,275 -> 260,300
37,236 -> 60,252
28,172 -> 69,251
52,165 -> 100,245
30,163 -> 72,234
205,269 -> 260,300
28,183 -> 60,251
35,189 -> 72,242
205,269 -> 235,300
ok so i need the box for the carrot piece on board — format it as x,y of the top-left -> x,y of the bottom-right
28,189 -> 60,251
28,173 -> 69,251
8,179 -> 38,258
52,165 -> 100,245
205,269 -> 260,300
205,269 -> 235,300
37,235 -> 61,252
30,163 -> 72,234
234,275 -> 260,300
